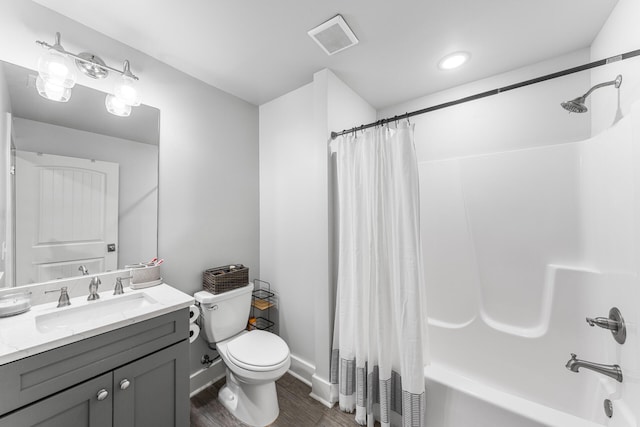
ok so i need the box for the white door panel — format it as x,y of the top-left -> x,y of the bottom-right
15,151 -> 119,284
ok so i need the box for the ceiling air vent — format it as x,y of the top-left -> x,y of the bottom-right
308,14 -> 359,56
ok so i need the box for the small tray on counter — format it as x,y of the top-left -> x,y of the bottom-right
0,291 -> 31,317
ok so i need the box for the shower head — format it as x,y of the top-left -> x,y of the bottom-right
561,74 -> 622,113
561,97 -> 588,113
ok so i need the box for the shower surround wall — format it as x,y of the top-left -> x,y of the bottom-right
419,112 -> 640,425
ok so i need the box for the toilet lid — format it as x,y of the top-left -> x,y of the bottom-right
226,330 -> 289,369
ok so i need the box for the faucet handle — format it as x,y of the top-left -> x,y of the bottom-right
585,307 -> 626,344
45,286 -> 71,308
113,277 -> 125,295
586,317 -> 619,330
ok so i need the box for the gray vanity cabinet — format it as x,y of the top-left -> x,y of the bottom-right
0,372 -> 113,427
0,309 -> 189,427
113,339 -> 189,427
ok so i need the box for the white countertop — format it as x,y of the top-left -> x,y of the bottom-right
0,283 -> 194,365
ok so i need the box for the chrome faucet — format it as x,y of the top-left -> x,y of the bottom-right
566,353 -> 623,382
78,265 -> 89,276
113,277 -> 124,295
88,276 -> 101,300
45,286 -> 71,308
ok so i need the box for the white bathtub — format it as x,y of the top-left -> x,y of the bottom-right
424,366 -> 634,427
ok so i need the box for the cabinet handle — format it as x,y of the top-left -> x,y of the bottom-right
96,389 -> 109,401
119,379 -> 131,390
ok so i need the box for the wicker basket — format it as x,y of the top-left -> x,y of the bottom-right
202,264 -> 249,294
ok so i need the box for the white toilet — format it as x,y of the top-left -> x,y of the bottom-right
195,283 -> 291,427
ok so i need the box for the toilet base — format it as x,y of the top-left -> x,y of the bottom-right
218,370 -> 280,427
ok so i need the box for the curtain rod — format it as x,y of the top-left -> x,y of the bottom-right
330,48 -> 640,140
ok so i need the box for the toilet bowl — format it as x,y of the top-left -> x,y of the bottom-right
195,285 -> 291,427
216,330 -> 291,426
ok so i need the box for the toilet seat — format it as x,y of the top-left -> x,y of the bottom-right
225,330 -> 289,372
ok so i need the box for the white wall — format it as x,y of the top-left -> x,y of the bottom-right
259,69 -> 375,403
0,0 -> 259,379
12,118 -> 158,270
259,82 -> 316,367
0,65 -> 11,286
590,0 -> 640,135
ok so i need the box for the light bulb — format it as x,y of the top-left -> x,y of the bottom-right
113,75 -> 141,106
37,48 -> 77,88
36,75 -> 72,102
105,93 -> 132,117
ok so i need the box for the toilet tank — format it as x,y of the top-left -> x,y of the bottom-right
195,283 -> 253,343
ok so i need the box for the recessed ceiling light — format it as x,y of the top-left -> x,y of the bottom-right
438,52 -> 470,70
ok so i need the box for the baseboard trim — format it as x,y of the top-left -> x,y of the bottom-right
310,374 -> 334,408
288,354 -> 315,386
287,368 -> 312,387
189,359 -> 225,397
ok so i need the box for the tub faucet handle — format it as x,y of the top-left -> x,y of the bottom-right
586,316 -> 619,330
585,307 -> 626,344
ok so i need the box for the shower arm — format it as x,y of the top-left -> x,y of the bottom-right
580,75 -> 623,99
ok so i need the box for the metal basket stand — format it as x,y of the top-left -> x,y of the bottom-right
249,279 -> 276,333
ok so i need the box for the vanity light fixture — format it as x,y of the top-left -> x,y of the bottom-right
438,51 -> 470,70
35,32 -> 141,115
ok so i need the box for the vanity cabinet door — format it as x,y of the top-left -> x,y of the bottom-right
0,372 -> 112,427
113,339 -> 189,427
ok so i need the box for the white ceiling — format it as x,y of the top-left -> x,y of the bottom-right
33,0 -> 617,109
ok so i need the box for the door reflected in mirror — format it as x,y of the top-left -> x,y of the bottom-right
0,61 -> 160,288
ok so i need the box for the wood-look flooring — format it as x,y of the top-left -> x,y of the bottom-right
190,373 -> 368,426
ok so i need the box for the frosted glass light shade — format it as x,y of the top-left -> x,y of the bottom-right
37,48 -> 77,88
105,93 -> 132,117
113,75 -> 141,106
36,75 -> 71,102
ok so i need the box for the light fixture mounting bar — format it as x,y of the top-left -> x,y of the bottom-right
35,39 -> 139,81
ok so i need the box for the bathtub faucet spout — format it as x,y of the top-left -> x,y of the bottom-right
565,353 -> 622,382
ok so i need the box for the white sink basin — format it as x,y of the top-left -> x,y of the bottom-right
36,292 -> 158,333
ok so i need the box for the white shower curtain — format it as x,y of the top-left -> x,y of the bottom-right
330,124 -> 428,427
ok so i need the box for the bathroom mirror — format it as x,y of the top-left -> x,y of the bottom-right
0,60 -> 160,287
